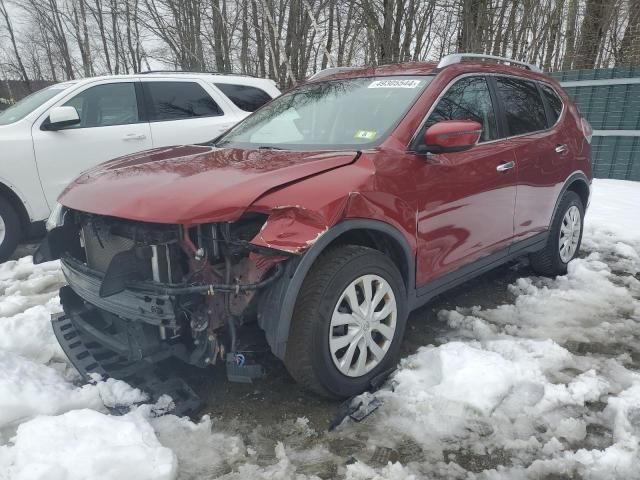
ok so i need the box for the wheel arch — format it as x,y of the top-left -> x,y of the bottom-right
258,219 -> 415,361
549,171 -> 590,228
0,181 -> 31,239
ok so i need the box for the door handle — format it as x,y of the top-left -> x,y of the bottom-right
496,161 -> 515,172
122,133 -> 146,141
555,144 -> 568,154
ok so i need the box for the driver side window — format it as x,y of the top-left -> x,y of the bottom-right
424,76 -> 498,143
63,82 -> 139,128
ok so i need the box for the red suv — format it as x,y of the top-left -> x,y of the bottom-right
37,54 -> 592,401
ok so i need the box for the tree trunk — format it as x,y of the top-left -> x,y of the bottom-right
616,0 -> 640,65
0,0 -> 31,91
574,0 -> 611,69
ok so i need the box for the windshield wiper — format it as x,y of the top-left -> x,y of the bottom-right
257,145 -> 286,150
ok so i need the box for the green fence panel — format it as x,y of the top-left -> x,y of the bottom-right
555,68 -> 640,181
562,84 -> 640,130
551,66 -> 640,82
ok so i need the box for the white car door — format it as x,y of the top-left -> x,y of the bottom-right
141,79 -> 237,147
31,80 -> 152,207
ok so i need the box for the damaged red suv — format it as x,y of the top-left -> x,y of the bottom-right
37,54 -> 592,403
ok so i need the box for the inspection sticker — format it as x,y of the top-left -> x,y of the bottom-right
368,79 -> 421,89
354,130 -> 377,140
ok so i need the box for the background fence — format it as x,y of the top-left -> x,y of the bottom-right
551,67 -> 640,181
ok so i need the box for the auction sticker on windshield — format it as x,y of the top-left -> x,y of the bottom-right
368,79 -> 422,88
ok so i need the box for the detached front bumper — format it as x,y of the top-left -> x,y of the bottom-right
53,292 -> 201,415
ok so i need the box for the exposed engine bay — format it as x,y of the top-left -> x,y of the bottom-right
38,209 -> 290,407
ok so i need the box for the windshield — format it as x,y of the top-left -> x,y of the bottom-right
217,76 -> 432,150
0,83 -> 73,125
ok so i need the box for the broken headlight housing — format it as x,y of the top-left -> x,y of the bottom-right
46,202 -> 67,231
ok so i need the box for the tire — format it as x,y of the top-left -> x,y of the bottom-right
0,196 -> 21,263
530,190 -> 584,276
284,245 -> 407,398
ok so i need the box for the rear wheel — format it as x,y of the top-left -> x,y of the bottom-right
285,245 -> 407,398
530,190 -> 584,276
0,197 -> 21,263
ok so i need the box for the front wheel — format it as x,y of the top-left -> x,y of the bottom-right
530,190 -> 584,276
0,197 -> 21,263
285,245 -> 407,398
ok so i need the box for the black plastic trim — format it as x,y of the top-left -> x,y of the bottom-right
549,171 -> 591,224
412,231 -> 548,306
264,219 -> 553,360
260,219 -> 415,360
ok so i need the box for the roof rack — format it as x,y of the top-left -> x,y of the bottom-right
139,69 -> 258,78
307,66 -> 362,81
437,53 -> 542,73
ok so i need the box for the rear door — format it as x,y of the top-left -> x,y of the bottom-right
141,79 -> 235,147
493,76 -> 571,242
31,80 -> 152,207
412,75 -> 517,287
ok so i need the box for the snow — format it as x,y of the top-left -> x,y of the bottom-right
0,178 -> 639,479
2,409 -> 176,480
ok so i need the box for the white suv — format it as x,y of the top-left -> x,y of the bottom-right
0,72 -> 280,260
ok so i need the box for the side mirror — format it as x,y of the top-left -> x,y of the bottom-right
423,120 -> 482,153
43,106 -> 80,131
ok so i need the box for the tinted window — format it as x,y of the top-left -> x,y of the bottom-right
496,77 -> 547,135
63,83 -> 138,128
540,83 -> 563,125
215,83 -> 272,112
144,82 -> 222,121
424,76 -> 498,142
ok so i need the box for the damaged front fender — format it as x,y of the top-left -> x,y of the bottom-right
250,205 -> 333,254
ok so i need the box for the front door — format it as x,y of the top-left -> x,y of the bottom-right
412,75 -> 517,287
32,81 -> 152,207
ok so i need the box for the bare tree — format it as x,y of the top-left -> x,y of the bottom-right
144,0 -> 205,70
1,0 -> 638,95
0,0 -> 31,90
616,0 -> 640,65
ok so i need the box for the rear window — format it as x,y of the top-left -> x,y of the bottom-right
540,83 -> 563,125
143,81 -> 223,121
215,83 -> 272,112
496,77 -> 548,135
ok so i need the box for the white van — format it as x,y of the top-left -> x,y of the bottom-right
0,72 -> 280,260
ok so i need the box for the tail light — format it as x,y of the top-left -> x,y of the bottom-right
580,117 -> 593,144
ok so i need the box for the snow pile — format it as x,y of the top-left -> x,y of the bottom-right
583,179 -> 640,255
0,258 -> 65,363
1,409 -> 177,480
0,258 -> 171,480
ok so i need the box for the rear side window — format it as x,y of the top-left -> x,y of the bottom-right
63,82 -> 139,128
424,76 -> 498,142
496,77 -> 547,135
143,81 -> 223,121
540,83 -> 563,125
215,83 -> 272,112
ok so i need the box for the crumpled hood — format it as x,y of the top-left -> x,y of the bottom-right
58,145 -> 358,224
